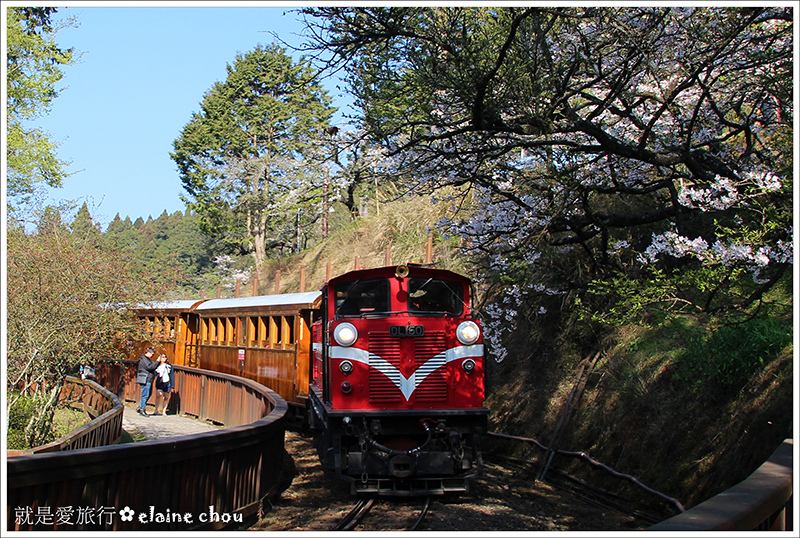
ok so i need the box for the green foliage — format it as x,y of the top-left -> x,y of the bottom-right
578,267 -> 677,326
172,44 -> 336,278
7,391 -> 91,450
70,202 -> 102,245
6,7 -> 76,208
99,209 -> 213,294
7,393 -> 37,450
7,202 -> 196,444
7,210 -> 171,389
675,317 -> 792,394
302,7 -> 793,366
579,242 -> 791,328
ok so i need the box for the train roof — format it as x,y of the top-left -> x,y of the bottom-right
137,299 -> 205,311
195,291 -> 321,311
327,264 -> 471,285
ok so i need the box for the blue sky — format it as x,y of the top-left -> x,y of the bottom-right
18,4 -> 353,229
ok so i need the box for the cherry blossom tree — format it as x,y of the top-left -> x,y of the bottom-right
300,6 -> 793,360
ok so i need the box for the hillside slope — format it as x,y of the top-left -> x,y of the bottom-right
485,318 -> 793,511
256,196 -> 469,296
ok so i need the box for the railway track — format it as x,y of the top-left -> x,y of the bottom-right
252,431 -> 648,532
330,496 -> 431,531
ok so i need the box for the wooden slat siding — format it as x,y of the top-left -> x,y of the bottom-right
253,348 -> 297,401
197,345 -> 300,406
648,439 -> 793,531
8,377 -> 124,457
7,361 -> 288,531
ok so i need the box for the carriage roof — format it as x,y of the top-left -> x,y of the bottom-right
194,291 -> 321,311
134,299 -> 205,312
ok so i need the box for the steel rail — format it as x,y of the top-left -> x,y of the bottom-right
407,496 -> 431,531
330,498 -> 375,531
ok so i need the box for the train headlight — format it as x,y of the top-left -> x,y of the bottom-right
334,322 -> 358,346
339,360 -> 353,375
456,320 -> 480,345
462,359 -> 476,373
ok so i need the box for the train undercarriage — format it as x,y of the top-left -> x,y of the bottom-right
309,393 -> 488,496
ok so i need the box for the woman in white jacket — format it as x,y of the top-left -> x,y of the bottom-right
154,354 -> 176,416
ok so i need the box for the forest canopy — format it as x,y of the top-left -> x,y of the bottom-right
297,6 -> 793,358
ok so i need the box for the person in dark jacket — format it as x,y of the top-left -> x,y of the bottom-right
154,353 -> 177,416
136,348 -> 158,417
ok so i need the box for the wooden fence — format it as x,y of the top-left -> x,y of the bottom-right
7,376 -> 123,457
7,361 -> 288,531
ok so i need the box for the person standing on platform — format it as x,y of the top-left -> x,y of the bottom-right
136,348 -> 158,417
154,353 -> 176,416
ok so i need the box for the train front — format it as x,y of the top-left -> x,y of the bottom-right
309,264 -> 488,496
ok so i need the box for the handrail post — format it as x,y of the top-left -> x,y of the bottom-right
200,373 -> 207,422
426,232 -> 433,264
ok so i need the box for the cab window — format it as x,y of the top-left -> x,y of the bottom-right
408,277 -> 463,315
335,278 -> 390,316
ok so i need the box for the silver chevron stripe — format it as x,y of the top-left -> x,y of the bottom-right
329,344 -> 483,401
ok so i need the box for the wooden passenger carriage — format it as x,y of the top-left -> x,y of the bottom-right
133,292 -> 321,415
133,299 -> 205,367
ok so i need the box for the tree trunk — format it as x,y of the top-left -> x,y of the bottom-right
24,384 -> 61,448
251,213 -> 269,286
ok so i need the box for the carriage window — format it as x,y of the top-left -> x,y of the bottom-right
200,318 -> 209,344
246,317 -> 256,347
335,278 -> 390,316
163,317 -> 174,340
211,318 -> 220,343
144,317 -> 155,337
408,278 -> 464,315
283,316 -> 294,346
225,317 -> 235,345
259,316 -> 270,347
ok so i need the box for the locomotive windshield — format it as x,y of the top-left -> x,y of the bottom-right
408,277 -> 464,315
333,275 -> 465,317
335,278 -> 390,316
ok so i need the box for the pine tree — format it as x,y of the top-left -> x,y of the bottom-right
172,44 -> 335,280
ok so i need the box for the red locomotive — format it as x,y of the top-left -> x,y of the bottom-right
309,264 -> 488,495
132,264 -> 488,496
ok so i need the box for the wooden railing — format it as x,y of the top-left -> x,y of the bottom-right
6,376 -> 123,457
648,439 -> 793,531
7,361 -> 288,531
97,360 -> 276,426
